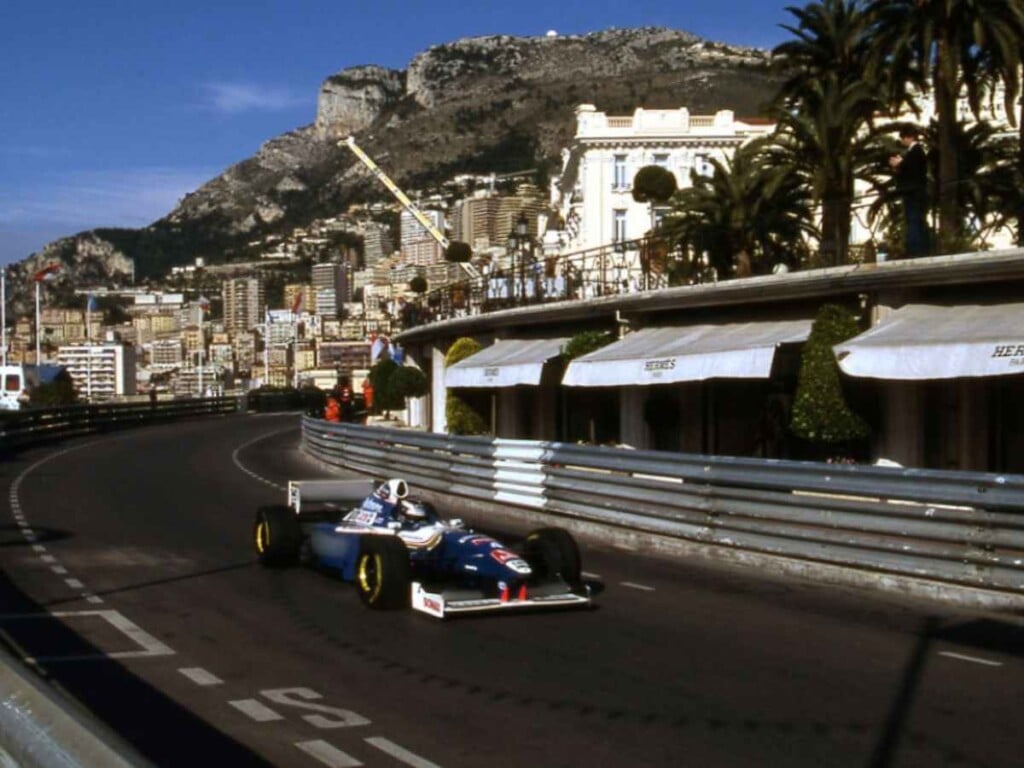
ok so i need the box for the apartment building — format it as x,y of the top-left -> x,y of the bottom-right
57,342 -> 137,401
311,262 -> 347,318
222,277 -> 264,333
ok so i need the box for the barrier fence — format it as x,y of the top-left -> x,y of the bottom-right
301,418 -> 1024,599
0,397 -> 240,454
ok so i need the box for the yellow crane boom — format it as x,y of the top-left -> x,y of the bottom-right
342,136 -> 450,250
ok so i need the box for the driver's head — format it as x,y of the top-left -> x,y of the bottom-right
403,500 -> 429,521
380,478 -> 408,502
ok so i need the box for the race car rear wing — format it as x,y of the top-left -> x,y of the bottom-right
288,479 -> 375,515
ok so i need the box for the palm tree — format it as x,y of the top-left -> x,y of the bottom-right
771,0 -> 887,266
864,0 -> 1024,251
660,140 -> 816,278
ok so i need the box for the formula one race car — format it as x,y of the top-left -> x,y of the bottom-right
253,478 -> 592,618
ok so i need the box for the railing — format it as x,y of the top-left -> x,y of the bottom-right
416,236 -> 690,323
0,397 -> 241,454
301,419 -> 1024,604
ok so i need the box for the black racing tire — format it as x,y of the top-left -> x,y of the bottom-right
254,505 -> 303,567
356,535 -> 411,609
523,527 -> 582,586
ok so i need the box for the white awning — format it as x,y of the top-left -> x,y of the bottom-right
834,303 -> 1024,380
445,338 -> 569,388
562,320 -> 812,387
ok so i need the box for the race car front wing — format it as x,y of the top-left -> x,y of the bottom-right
411,581 -> 591,618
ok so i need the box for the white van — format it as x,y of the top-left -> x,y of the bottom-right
0,364 -> 61,411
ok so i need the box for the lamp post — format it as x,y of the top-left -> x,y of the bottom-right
506,212 -> 534,306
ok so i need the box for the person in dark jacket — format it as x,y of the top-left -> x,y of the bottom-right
889,125 -> 929,258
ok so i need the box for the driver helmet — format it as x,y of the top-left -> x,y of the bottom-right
378,478 -> 409,502
402,500 -> 431,521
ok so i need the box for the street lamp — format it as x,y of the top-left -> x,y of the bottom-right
506,212 -> 534,306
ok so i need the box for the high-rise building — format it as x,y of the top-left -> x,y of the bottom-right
312,262 -> 347,318
222,277 -> 264,333
400,209 -> 445,265
362,223 -> 393,267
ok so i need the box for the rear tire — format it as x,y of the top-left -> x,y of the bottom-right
356,535 -> 410,609
522,527 -> 582,586
254,505 -> 302,567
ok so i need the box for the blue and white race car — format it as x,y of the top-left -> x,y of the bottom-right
254,478 -> 591,618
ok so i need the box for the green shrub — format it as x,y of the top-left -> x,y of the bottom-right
444,337 -> 488,435
790,304 -> 870,445
562,330 -> 614,360
632,165 -> 678,204
445,241 -> 473,263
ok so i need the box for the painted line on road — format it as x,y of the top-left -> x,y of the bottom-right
64,578 -> 84,589
620,581 -> 656,592
229,698 -> 284,722
295,740 -> 363,767
231,427 -> 294,490
366,737 -> 443,768
581,571 -> 601,580
51,565 -> 68,575
40,555 -> 57,564
938,651 -> 1003,667
179,667 -> 224,686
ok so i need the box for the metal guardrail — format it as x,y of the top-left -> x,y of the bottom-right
301,418 -> 1024,598
0,397 -> 241,454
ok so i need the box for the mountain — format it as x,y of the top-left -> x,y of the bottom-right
10,27 -> 781,311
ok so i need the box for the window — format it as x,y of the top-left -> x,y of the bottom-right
613,209 -> 628,243
695,153 -> 713,177
613,155 -> 628,190
653,153 -> 670,169
4,374 -> 19,393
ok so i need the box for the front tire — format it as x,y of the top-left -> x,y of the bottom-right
254,505 -> 302,567
356,535 -> 410,609
522,527 -> 582,586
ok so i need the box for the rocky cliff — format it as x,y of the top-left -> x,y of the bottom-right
13,27 -> 781,306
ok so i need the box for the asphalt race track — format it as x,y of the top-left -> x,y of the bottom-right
1,413 -> 1022,767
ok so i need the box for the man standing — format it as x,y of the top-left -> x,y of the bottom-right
889,125 -> 929,258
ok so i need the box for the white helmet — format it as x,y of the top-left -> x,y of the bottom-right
380,478 -> 408,501
403,500 -> 430,520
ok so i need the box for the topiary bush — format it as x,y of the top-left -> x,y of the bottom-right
444,337 -> 488,435
445,241 -> 473,263
562,330 -> 615,360
632,165 -> 678,204
790,304 -> 870,446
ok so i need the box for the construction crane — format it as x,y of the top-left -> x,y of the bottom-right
342,136 -> 450,250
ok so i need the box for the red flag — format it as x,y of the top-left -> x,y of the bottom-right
291,291 -> 303,314
33,263 -> 61,282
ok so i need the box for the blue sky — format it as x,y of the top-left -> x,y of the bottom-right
0,1 -> 797,266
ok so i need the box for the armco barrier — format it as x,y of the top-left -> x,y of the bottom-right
0,397 -> 240,454
301,418 -> 1024,605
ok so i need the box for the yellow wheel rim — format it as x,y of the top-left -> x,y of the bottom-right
357,553 -> 382,601
256,521 -> 269,553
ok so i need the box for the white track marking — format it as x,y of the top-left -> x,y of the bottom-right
52,610 -> 175,659
581,571 -> 601,580
32,545 -> 46,553
178,667 -> 224,686
64,578 -> 84,589
295,740 -> 363,767
229,699 -> 283,722
231,427 -> 294,489
85,594 -> 104,605
51,566 -> 68,575
40,555 -> 57,564
366,737 -> 444,768
938,651 -> 1003,667
620,581 -> 656,592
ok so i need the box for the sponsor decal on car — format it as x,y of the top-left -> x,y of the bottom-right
490,550 -> 532,574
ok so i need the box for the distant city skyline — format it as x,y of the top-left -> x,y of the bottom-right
0,1 -> 798,266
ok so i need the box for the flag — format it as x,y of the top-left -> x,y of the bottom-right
33,263 -> 60,282
86,295 -> 98,312
198,295 -> 210,312
291,291 -> 303,314
370,335 -> 389,363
